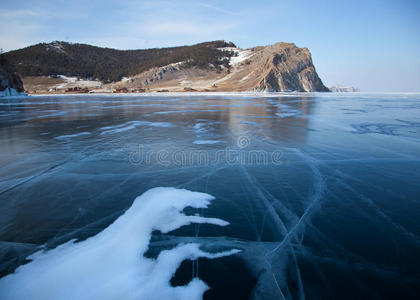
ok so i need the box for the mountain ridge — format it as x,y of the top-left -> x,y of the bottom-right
1,40 -> 329,92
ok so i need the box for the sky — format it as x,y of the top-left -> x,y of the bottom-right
0,0 -> 419,92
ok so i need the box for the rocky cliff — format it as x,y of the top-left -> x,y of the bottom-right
252,43 -> 329,92
0,65 -> 24,93
104,42 -> 329,93
109,42 -> 329,92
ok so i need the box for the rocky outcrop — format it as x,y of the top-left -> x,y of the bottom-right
108,42 -> 329,93
252,43 -> 329,92
0,65 -> 24,92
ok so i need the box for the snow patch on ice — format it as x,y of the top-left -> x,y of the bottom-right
273,103 -> 301,118
35,111 -> 67,119
193,123 -> 207,134
240,121 -> 262,127
192,121 -> 223,139
100,121 -> 173,135
0,187 -> 239,300
55,132 -> 91,140
193,140 -> 224,145
276,112 -> 299,118
154,110 -> 223,115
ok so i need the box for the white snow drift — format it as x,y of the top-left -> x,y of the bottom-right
0,187 -> 239,300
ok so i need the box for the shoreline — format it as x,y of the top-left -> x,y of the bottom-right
2,91 -> 420,100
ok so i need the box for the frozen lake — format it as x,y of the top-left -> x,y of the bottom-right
0,93 -> 419,299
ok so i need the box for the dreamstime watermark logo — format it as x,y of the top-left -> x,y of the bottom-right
129,136 -> 284,167
237,135 -> 251,148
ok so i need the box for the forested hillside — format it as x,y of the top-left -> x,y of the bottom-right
1,41 -> 236,82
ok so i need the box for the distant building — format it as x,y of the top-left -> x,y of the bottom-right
115,87 -> 129,93
65,87 -> 89,93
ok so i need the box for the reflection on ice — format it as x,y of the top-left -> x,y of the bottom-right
0,188 -> 239,300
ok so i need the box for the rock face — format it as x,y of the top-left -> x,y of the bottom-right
0,65 -> 24,92
252,43 -> 329,92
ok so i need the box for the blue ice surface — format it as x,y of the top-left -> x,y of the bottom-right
0,93 -> 419,299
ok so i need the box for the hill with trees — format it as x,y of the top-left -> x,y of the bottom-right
1,41 -> 236,82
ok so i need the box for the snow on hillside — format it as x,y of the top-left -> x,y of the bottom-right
54,75 -> 102,89
218,47 -> 254,66
230,50 -> 253,66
